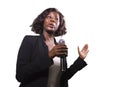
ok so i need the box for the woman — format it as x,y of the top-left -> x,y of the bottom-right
16,8 -> 89,87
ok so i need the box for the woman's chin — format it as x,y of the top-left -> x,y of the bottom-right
46,30 -> 55,35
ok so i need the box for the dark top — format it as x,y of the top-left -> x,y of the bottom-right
16,34 -> 87,87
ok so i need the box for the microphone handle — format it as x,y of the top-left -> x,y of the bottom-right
61,57 -> 66,72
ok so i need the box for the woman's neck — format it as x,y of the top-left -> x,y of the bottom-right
43,31 -> 54,42
43,31 -> 55,51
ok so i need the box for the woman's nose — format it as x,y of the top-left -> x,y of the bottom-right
50,18 -> 55,22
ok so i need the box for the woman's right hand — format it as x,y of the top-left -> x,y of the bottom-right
48,44 -> 68,58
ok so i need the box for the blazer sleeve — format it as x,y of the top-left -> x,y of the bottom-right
16,36 -> 53,83
61,57 -> 87,80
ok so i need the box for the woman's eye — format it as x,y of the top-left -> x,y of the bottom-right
55,18 -> 58,21
46,15 -> 59,21
47,15 -> 51,19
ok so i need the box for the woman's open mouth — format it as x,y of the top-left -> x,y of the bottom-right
48,23 -> 55,29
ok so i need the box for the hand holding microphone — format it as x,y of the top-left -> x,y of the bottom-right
48,39 -> 68,59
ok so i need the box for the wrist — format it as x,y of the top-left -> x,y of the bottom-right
79,55 -> 85,60
48,53 -> 54,59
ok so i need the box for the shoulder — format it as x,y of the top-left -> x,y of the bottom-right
23,35 -> 40,41
24,35 -> 39,39
22,35 -> 40,45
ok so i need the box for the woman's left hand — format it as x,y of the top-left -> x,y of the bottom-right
78,44 -> 89,60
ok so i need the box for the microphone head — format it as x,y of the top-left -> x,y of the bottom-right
59,39 -> 65,44
58,39 -> 67,58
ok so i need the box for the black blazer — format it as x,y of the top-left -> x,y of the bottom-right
16,34 -> 87,87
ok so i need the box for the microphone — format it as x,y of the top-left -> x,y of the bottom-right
59,39 -> 67,72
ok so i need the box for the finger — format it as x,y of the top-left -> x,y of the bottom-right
77,46 -> 79,52
56,51 -> 68,57
58,52 -> 68,55
56,44 -> 68,49
84,50 -> 89,58
56,48 -> 68,53
82,44 -> 88,52
77,46 -> 80,55
86,50 -> 89,54
84,44 -> 88,49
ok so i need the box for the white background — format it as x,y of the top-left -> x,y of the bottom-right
0,0 -> 120,87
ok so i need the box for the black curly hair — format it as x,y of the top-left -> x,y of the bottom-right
30,8 -> 67,36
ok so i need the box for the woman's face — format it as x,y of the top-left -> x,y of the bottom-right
43,11 -> 60,34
